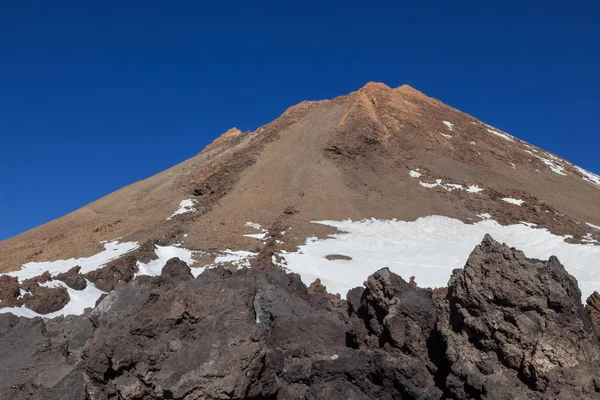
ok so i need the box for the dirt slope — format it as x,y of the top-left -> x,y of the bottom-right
1,82 -> 599,272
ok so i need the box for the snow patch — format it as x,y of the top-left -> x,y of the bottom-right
281,217 -> 600,300
244,221 -> 268,240
167,199 -> 197,220
410,173 -> 483,194
212,250 -> 257,268
0,279 -> 106,319
587,223 -> 600,231
1,241 -> 203,318
136,245 -> 196,277
439,132 -> 452,140
487,128 -> 514,142
467,185 -> 484,193
502,198 -> 524,206
443,121 -> 454,131
575,166 -> 600,189
7,241 -> 139,281
524,150 -> 567,176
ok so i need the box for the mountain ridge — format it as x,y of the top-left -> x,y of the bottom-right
1,82 -> 599,277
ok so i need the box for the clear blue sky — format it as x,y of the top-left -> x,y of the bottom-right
1,1 -> 599,241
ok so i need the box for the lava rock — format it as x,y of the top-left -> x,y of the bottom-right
160,257 -> 194,281
0,275 -> 20,307
54,266 -> 87,290
22,285 -> 70,314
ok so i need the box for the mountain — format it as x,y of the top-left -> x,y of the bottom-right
1,83 -> 600,399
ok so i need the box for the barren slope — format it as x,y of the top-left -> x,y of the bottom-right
1,82 -> 599,273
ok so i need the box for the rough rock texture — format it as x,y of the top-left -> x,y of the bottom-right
55,266 -> 87,290
3,83 -> 599,277
0,275 -> 20,307
2,238 -> 600,399
160,257 -> 194,281
21,271 -> 52,292
438,234 -> 600,399
22,285 -> 70,315
84,240 -> 157,292
587,291 -> 600,329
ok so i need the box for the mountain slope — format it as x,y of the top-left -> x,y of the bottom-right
1,82 -> 598,276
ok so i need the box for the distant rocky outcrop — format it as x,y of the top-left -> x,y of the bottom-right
1,235 -> 600,399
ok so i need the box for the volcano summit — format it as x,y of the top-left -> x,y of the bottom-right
1,83 -> 600,399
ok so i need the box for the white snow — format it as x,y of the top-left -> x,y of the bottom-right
419,181 -> 439,189
575,166 -> 600,189
525,150 -> 567,176
0,241 -> 203,318
587,223 -> 600,231
167,199 -> 197,220
136,245 -> 196,277
467,185 -> 484,193
411,173 -> 483,194
7,241 -> 139,281
508,162 -> 516,169
281,216 -> 600,300
212,250 -> 257,268
487,128 -> 514,142
0,279 -> 106,319
439,132 -> 452,140
583,234 -> 599,245
418,179 -> 464,191
470,141 -> 476,145
244,221 -> 268,240
502,197 -> 524,206
443,121 -> 454,131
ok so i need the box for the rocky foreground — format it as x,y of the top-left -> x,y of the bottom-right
2,235 -> 600,399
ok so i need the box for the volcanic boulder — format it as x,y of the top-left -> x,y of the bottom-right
55,266 -> 87,290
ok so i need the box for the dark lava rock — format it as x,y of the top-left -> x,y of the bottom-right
0,275 -> 20,307
1,235 -> 600,399
439,234 -> 600,399
22,285 -> 70,314
84,255 -> 138,292
55,266 -> 87,290
160,257 -> 194,281
587,291 -> 600,329
21,271 -> 52,292
84,240 -> 158,292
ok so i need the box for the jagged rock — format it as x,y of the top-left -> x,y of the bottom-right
160,257 -> 193,281
307,278 -> 342,301
440,234 -> 600,399
2,236 -> 600,399
587,291 -> 600,329
0,275 -> 20,307
84,239 -> 158,292
54,266 -> 87,290
21,271 -> 52,292
22,285 -> 70,314
251,238 -> 280,270
84,254 -> 137,292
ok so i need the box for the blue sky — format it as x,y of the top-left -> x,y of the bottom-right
1,1 -> 599,241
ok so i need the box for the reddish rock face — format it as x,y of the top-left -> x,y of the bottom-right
55,266 -> 87,290
22,285 -> 70,315
0,275 -> 20,307
0,83 -> 598,277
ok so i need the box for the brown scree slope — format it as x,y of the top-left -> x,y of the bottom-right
1,82 -> 599,272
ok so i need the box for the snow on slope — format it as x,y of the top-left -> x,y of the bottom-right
167,199 -> 197,220
8,241 -> 139,281
0,241 -> 202,318
282,216 -> 600,300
